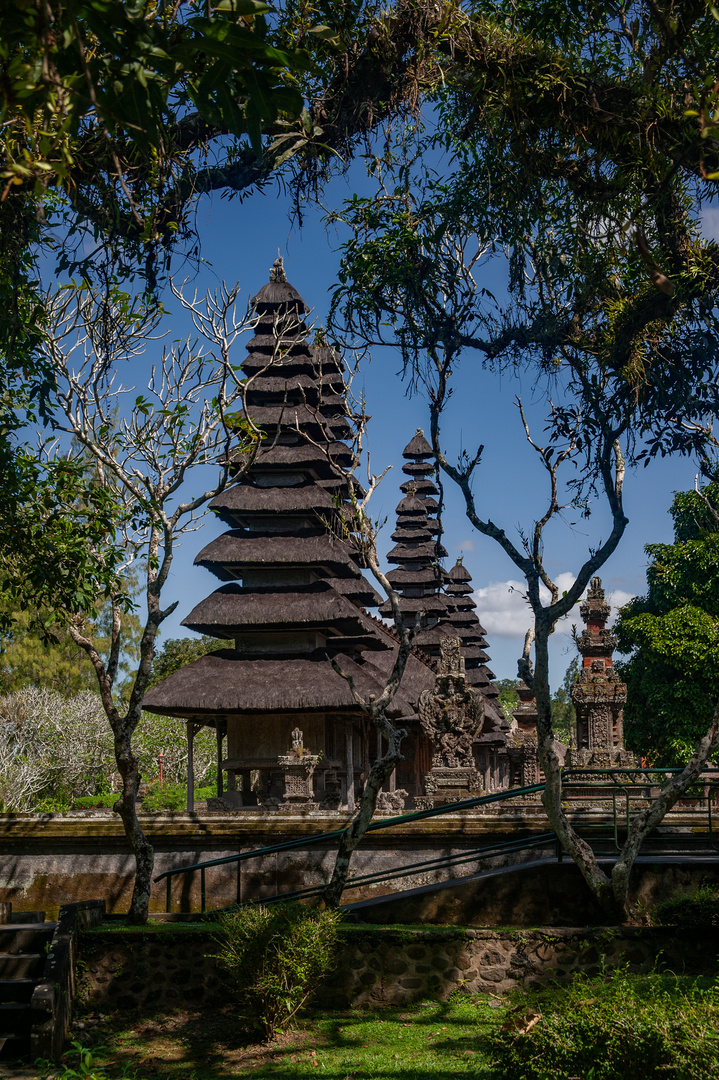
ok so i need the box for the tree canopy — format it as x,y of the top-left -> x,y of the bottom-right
616,483 -> 719,765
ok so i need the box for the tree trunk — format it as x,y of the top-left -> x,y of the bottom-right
533,624 -> 719,922
113,723 -> 154,925
323,713 -> 404,908
532,624 -> 623,921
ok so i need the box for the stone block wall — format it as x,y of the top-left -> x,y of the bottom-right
77,924 -> 719,1014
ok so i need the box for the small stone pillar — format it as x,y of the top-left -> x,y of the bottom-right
277,727 -> 319,809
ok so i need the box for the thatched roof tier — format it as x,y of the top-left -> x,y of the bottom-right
181,581 -> 380,638
396,494 -> 427,514
251,275 -> 310,314
402,429 -> 433,458
243,373 -> 346,394
400,479 -> 439,497
446,594 -> 478,611
194,533 -> 365,580
448,558 -> 472,584
212,480 -> 345,513
411,624 -> 463,647
241,402 -> 352,428
229,441 -> 354,474
390,527 -> 437,544
386,567 -> 448,588
446,582 -> 474,597
240,352 -> 344,378
325,576 -> 382,607
378,594 -> 453,616
402,461 -> 435,477
387,541 -> 448,563
143,649 -> 416,719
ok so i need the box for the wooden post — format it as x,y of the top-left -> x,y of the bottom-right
346,723 -> 355,812
216,721 -> 225,797
186,720 -> 195,813
0,903 -> 11,924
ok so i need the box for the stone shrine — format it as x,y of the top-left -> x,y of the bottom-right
567,577 -> 634,768
416,637 -> 484,807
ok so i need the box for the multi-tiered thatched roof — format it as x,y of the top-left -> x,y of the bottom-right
144,260 -> 431,723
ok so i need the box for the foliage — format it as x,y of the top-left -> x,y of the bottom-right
0,598 -> 143,695
653,883 -> 719,930
148,636 -> 221,688
0,686 -> 217,811
45,1041 -> 138,1080
496,677 -> 521,721
211,902 -> 342,1039
489,969 -> 719,1080
551,657 -> 579,746
327,0 -> 719,921
141,780 -> 216,812
616,483 -> 719,764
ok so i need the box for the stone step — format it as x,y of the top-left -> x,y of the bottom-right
0,955 -> 45,980
0,981 -> 35,1005
0,1033 -> 30,1061
0,1003 -> 31,1038
0,925 -> 55,954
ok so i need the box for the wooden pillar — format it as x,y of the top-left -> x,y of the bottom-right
346,723 -> 355,812
216,721 -> 225,797
186,720 -> 195,813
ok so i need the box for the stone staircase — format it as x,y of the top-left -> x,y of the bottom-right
0,911 -> 55,1059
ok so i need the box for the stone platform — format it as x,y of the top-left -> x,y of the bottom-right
0,807 -> 714,919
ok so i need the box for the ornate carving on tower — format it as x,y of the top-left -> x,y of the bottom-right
568,577 -> 633,768
415,637 -> 484,807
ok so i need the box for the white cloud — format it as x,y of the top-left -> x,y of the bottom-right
701,207 -> 719,242
455,538 -> 475,552
473,575 -> 635,638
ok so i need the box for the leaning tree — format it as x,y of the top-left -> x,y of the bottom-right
329,0 -> 719,920
37,280 -> 268,922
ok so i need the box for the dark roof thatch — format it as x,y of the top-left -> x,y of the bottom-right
387,541 -> 448,563
230,441 -> 354,473
401,461 -> 435,477
386,567 -> 448,588
181,581 -> 385,638
251,278 -> 309,312
400,479 -> 439,496
378,594 -> 451,617
402,429 -> 433,458
195,533 -> 364,580
143,650 -> 416,719
448,558 -> 472,583
209,483 -> 334,517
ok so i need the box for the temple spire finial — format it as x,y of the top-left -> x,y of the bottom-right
270,256 -> 287,283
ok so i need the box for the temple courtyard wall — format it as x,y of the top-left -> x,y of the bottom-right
78,923 -> 719,1011
0,808 -> 716,922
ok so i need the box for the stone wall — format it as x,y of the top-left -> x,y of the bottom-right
78,924 -> 719,1014
0,809 -> 712,919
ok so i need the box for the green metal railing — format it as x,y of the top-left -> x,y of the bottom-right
153,769 -> 719,914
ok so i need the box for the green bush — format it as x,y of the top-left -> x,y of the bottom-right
489,970 -> 719,1080
210,901 -> 342,1040
73,792 -> 119,810
140,781 -> 215,812
653,883 -> 719,928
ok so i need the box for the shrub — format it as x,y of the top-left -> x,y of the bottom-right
488,969 -> 719,1080
653,883 -> 719,928
210,902 -> 342,1040
141,781 -> 216,812
73,793 -> 119,810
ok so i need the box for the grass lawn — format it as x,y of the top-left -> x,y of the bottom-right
52,996 -> 505,1079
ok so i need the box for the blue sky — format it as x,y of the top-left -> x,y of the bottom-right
95,164 -> 699,690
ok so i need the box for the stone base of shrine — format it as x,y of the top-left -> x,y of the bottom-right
0,807 -> 716,921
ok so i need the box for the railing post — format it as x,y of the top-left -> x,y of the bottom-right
201,868 -> 206,914
166,875 -> 172,914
